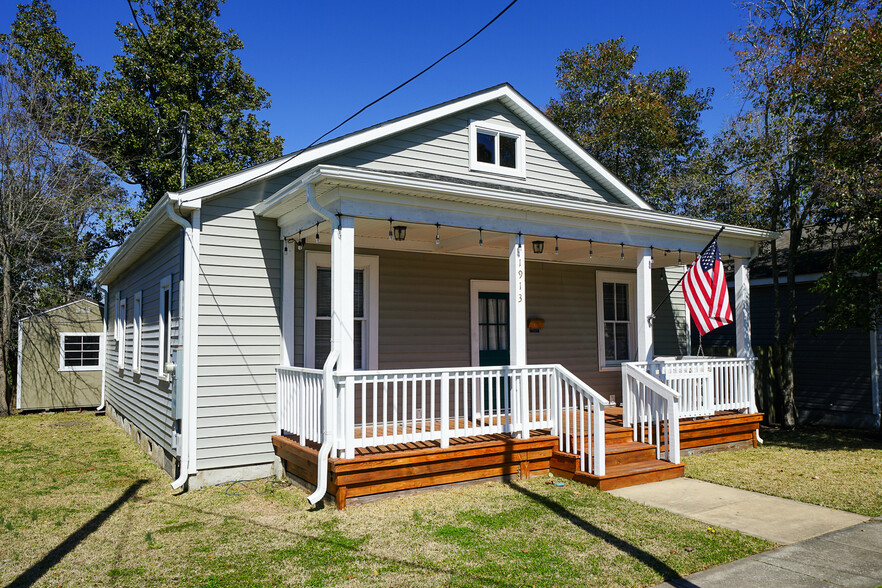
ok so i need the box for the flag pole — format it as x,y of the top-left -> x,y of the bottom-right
649,225 -> 725,321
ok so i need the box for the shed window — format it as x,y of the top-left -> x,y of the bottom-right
60,333 -> 102,371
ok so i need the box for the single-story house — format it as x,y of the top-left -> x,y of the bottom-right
16,299 -> 104,411
699,231 -> 882,429
97,84 -> 775,503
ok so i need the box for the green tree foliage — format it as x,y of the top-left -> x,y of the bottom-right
95,0 -> 284,208
546,38 -> 723,215
723,0 -> 879,427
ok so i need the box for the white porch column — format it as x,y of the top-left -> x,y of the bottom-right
509,234 -> 528,438
735,258 -> 758,416
332,216 -> 355,457
636,248 -> 654,363
281,237 -> 295,367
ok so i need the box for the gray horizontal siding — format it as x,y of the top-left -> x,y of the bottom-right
196,185 -> 283,471
104,228 -> 180,455
326,102 -> 622,205
652,266 -> 690,356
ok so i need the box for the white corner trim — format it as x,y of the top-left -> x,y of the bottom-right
595,270 -> 637,371
16,320 -> 23,410
304,250 -> 379,370
468,120 -> 527,179
117,297 -> 126,370
281,238 -> 295,367
58,332 -> 105,373
469,280 -> 509,367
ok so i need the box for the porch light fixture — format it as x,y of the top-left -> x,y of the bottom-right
393,225 -> 407,241
435,223 -> 440,245
532,240 -> 544,254
554,236 -> 559,255
478,228 -> 483,248
388,218 -> 393,240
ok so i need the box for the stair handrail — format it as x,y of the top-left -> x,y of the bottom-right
622,362 -> 682,464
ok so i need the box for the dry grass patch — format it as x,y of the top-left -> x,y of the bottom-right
685,426 -> 882,516
1,412 -> 772,587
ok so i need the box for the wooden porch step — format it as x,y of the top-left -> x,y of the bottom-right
575,459 -> 685,491
604,441 -> 658,467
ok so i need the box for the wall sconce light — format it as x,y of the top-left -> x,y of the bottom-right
393,225 -> 407,241
532,240 -> 544,254
527,318 -> 545,333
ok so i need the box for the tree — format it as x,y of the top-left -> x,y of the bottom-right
94,0 -> 284,209
723,0 -> 879,427
0,40 -> 126,417
546,38 -> 723,215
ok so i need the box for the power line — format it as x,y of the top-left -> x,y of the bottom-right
175,0 -> 519,204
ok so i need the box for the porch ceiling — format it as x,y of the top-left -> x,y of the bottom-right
257,165 -> 778,260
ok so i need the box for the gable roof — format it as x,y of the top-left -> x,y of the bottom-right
169,83 -> 653,211
19,299 -> 103,323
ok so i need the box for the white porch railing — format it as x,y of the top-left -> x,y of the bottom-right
621,363 -> 681,464
276,363 -> 612,476
631,357 -> 756,418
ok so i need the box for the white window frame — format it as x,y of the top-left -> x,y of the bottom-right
304,251 -> 379,370
158,275 -> 172,380
468,120 -> 527,178
113,292 -> 121,343
596,271 -> 637,371
59,332 -> 104,372
132,290 -> 142,374
117,297 -> 126,369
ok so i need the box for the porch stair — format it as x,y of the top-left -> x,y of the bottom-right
550,409 -> 685,491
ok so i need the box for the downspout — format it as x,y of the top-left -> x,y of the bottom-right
305,183 -> 340,506
97,286 -> 108,411
166,194 -> 200,490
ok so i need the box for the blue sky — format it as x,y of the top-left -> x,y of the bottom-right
2,0 -> 748,153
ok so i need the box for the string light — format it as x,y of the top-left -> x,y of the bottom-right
554,235 -> 559,255
589,239 -> 593,259
620,243 -> 625,261
388,218 -> 393,240
314,222 -> 320,243
435,223 -> 440,245
678,249 -> 682,265
478,227 -> 483,248
650,245 -> 654,262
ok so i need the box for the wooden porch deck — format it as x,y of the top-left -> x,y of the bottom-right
272,408 -> 762,509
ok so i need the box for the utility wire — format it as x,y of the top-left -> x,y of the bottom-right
174,0 -> 519,204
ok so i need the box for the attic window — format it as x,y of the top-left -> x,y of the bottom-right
469,121 -> 525,178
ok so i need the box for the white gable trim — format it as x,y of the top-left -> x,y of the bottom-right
167,84 -> 651,210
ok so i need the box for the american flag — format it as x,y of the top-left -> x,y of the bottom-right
683,239 -> 732,336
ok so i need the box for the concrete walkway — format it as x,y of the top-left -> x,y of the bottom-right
610,478 -> 868,544
609,478 -> 881,587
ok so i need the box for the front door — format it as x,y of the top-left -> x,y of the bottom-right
478,292 -> 510,414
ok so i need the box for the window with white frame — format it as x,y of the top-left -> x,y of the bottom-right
305,252 -> 379,370
469,121 -> 526,177
117,297 -> 126,369
132,290 -> 142,373
596,271 -> 636,369
113,292 -> 121,343
60,333 -> 102,371
158,276 -> 172,379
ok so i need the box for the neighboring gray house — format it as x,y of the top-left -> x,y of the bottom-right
97,84 -> 773,491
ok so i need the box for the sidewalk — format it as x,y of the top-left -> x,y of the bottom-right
609,478 -> 882,587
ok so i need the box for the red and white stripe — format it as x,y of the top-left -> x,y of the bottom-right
683,253 -> 733,336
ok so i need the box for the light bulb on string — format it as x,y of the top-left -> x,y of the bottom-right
435,223 -> 440,245
388,218 -> 393,240
478,228 -> 483,248
314,222 -> 320,243
620,243 -> 625,261
554,236 -> 559,255
589,239 -> 593,259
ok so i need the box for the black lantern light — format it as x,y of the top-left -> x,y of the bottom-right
532,240 -> 545,254
393,225 -> 407,241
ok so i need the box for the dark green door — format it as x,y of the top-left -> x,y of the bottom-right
478,292 -> 510,414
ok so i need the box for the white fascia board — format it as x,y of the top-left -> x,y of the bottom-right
170,84 -> 652,211
259,165 -> 778,249
96,194 -> 176,285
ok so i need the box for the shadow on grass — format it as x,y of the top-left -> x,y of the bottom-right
505,481 -> 698,587
760,427 -> 882,452
7,479 -> 147,588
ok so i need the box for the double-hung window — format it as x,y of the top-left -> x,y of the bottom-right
158,276 -> 172,379
596,271 -> 636,369
59,333 -> 103,371
305,252 -> 378,370
132,290 -> 142,373
468,121 -> 526,177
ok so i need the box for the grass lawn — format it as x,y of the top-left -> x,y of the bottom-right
685,426 -> 882,517
1,412 -> 772,587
